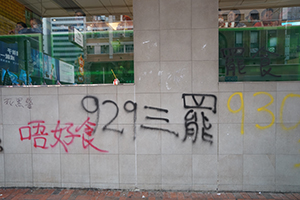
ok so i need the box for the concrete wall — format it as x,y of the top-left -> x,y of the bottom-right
0,0 -> 300,192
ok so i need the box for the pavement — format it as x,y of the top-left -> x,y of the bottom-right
0,188 -> 300,200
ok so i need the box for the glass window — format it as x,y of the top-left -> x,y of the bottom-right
219,7 -> 300,82
0,0 -> 133,85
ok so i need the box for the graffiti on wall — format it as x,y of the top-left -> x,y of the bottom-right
11,92 -> 300,167
228,92 -> 300,168
139,93 -> 217,144
182,94 -> 217,144
18,118 -> 108,153
124,100 -> 137,139
4,97 -> 33,109
17,93 -> 218,152
140,105 -> 179,138
80,94 -> 217,144
227,92 -> 300,133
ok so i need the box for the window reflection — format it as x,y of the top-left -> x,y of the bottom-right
219,7 -> 300,82
0,0 -> 134,86
218,7 -> 290,28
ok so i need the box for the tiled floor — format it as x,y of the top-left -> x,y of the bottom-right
0,188 -> 299,200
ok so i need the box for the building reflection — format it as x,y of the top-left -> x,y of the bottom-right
0,10 -> 134,85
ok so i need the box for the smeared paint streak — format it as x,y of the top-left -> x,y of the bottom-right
139,71 -> 154,82
0,138 -> 3,152
165,68 -> 187,90
142,40 -> 149,44
166,82 -> 171,90
294,163 -> 300,168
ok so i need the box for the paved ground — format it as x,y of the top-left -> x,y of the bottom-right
0,188 -> 300,200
